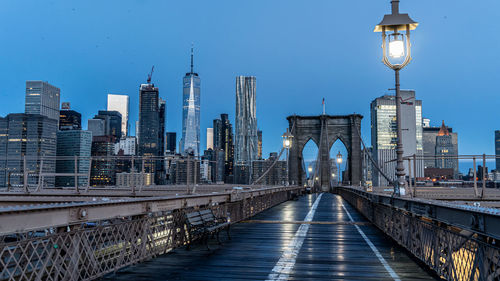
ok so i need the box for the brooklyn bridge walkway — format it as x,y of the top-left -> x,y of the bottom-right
105,193 -> 437,281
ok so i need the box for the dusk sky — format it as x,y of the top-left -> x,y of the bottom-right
0,0 -> 498,160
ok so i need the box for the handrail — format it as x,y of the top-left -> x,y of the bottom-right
0,185 -> 303,235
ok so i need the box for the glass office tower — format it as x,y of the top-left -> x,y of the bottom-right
56,130 -> 92,187
138,82 -> 165,184
25,81 -> 60,121
0,114 -> 58,187
370,90 -> 424,186
181,47 -> 201,156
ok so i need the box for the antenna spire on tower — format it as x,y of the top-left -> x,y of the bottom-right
190,43 -> 194,74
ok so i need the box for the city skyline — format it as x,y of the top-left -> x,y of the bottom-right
0,0 -> 498,159
0,2 -> 499,280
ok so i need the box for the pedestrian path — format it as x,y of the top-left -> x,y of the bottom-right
105,193 -> 437,281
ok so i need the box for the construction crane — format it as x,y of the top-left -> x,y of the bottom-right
147,65 -> 154,84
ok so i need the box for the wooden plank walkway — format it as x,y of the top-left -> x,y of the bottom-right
104,193 -> 438,280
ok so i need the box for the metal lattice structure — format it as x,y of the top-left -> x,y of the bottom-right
0,186 -> 300,281
339,187 -> 500,281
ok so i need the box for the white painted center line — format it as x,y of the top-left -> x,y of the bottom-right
340,199 -> 401,281
266,193 -> 323,281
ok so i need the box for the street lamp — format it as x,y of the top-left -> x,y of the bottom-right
282,129 -> 293,186
374,0 -> 418,195
336,151 -> 342,185
282,129 -> 293,149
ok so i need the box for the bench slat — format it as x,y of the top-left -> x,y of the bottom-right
186,212 -> 201,218
201,214 -> 215,220
188,218 -> 203,224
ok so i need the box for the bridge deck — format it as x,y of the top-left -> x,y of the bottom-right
105,193 -> 437,280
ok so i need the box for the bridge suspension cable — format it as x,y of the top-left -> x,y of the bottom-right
351,118 -> 401,196
252,118 -> 297,185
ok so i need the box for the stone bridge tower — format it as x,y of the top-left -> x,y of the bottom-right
287,114 -> 363,190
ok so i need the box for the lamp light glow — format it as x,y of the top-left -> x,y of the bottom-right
388,34 -> 405,58
336,151 -> 343,164
284,139 -> 290,148
282,129 -> 293,149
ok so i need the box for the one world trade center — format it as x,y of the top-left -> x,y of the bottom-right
181,46 -> 201,156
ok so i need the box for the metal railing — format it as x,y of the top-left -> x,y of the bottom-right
0,185 -> 303,281
338,186 -> 500,281
365,154 -> 500,200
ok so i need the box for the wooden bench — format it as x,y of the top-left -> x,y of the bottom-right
185,209 -> 231,250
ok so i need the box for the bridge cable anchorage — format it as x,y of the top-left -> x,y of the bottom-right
252,119 -> 297,185
266,193 -> 323,281
339,199 -> 401,281
352,119 -> 400,196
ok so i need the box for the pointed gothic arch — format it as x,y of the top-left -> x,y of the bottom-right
287,114 -> 363,189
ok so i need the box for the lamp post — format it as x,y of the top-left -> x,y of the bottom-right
374,0 -> 418,195
282,129 -> 293,186
336,151 -> 342,186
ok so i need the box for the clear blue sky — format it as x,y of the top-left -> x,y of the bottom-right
0,0 -> 498,157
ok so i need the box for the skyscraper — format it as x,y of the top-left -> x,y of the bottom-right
138,82 -> 164,184
25,81 -> 60,121
213,114 -> 234,182
107,94 -> 129,137
90,135 -> 116,186
0,114 -> 58,187
435,121 -> 457,172
181,47 -> 201,156
495,130 -> 500,171
88,119 -> 105,137
56,130 -> 92,187
59,103 -> 81,131
159,98 -> 166,158
93,110 -> 122,140
423,120 -> 459,178
370,91 -> 424,186
234,76 -> 257,184
166,132 -> 177,154
206,128 -> 214,150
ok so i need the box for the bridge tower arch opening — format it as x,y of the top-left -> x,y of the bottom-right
287,114 -> 363,191
329,138 -> 349,187
301,137 -> 320,188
